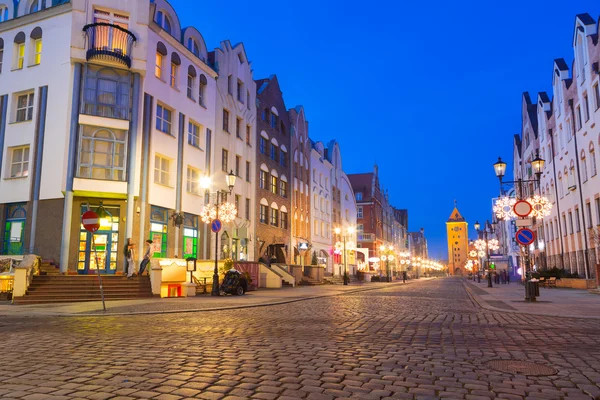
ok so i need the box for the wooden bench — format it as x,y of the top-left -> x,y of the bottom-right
538,277 -> 547,287
547,277 -> 557,288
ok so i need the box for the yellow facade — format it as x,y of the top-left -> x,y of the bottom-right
446,207 -> 469,276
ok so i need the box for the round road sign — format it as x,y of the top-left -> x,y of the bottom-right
513,200 -> 533,218
211,219 -> 222,233
82,210 -> 100,233
515,228 -> 535,246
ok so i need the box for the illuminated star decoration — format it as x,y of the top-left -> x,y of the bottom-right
474,239 -> 487,251
200,204 -> 217,224
527,195 -> 553,218
494,196 -> 517,221
218,202 -> 237,223
469,250 -> 478,258
488,239 -> 500,252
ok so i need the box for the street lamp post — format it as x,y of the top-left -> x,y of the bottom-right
379,245 -> 394,282
200,171 -> 237,296
493,154 -> 550,300
474,220 -> 499,288
335,227 -> 355,285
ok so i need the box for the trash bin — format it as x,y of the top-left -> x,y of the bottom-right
526,280 -> 540,300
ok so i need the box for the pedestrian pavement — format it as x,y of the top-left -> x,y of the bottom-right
0,279 -> 418,317
463,277 -> 600,319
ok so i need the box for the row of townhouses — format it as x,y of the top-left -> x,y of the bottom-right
509,13 -> 600,279
0,0 -> 411,276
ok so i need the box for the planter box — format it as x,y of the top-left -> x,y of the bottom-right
555,278 -> 597,289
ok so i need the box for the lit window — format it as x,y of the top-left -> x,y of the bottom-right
260,170 -> 267,189
170,62 -> 177,87
16,43 -> 25,69
9,146 -> 29,178
186,167 -> 199,194
33,38 -> 42,65
271,175 -> 278,194
77,126 -> 127,181
155,52 -> 162,78
271,208 -> 278,226
154,155 -> 170,185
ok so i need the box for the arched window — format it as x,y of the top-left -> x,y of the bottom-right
28,0 -> 41,14
187,65 -> 196,100
558,173 -> 564,198
155,42 -> 167,79
0,38 -> 4,74
14,31 -> 25,70
30,27 -> 42,65
170,52 -> 180,88
77,126 -> 127,181
590,142 -> 597,177
581,150 -> 588,182
0,5 -> 9,22
198,74 -> 207,106
187,37 -> 199,57
156,11 -> 172,34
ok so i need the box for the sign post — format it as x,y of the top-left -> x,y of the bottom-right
82,210 -> 106,312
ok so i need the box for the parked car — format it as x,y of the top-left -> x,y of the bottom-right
220,269 -> 248,295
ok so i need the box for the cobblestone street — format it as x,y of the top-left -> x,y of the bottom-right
2,278 -> 600,399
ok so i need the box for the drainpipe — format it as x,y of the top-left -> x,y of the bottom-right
568,99 -> 590,279
29,85 -> 48,253
0,95 -> 8,184
175,112 -> 185,255
125,73 -> 141,270
60,63 -> 83,273
138,93 -> 153,263
549,128 -> 565,268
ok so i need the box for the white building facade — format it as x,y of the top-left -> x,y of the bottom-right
310,140 -> 332,271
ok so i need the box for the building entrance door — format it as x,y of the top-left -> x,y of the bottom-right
78,205 -> 120,275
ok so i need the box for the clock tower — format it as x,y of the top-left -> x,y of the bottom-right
446,203 -> 469,276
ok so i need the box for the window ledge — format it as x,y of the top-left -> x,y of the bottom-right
154,182 -> 174,189
187,96 -> 196,103
199,103 -> 207,109
27,63 -> 40,68
4,176 -> 29,181
10,67 -> 24,72
9,120 -> 32,125
187,144 -> 204,152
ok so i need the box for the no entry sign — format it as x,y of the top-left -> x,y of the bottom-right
515,228 -> 535,246
82,210 -> 100,232
513,200 -> 533,218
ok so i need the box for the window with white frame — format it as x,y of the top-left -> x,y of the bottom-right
30,27 -> 42,66
271,175 -> 277,194
0,6 -> 9,22
357,206 -> 363,218
0,39 -> 4,73
271,208 -> 278,226
8,146 -> 29,178
199,74 -> 207,106
187,38 -> 199,57
188,121 -> 201,148
169,61 -> 178,87
156,10 -> 172,34
77,126 -> 127,181
15,92 -> 34,122
280,180 -> 287,197
260,205 -> 268,224
15,41 -> 25,70
186,166 -> 199,194
154,155 -> 170,186
155,52 -> 163,78
355,192 -> 363,201
187,66 -> 196,100
260,170 -> 267,189
156,104 -> 172,134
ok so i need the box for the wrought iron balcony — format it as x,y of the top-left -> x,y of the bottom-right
83,23 -> 137,68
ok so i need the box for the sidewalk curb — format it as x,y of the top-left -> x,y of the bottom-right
462,279 -> 600,320
3,279 -> 423,318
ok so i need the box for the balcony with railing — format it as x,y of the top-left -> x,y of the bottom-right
83,23 -> 137,68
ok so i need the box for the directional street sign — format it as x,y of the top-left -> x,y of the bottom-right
515,228 -> 535,246
82,210 -> 100,233
513,200 -> 533,218
211,219 -> 222,233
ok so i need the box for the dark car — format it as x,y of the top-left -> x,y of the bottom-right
220,269 -> 248,295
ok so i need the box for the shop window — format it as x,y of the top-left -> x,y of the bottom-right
150,206 -> 168,258
78,204 -> 119,274
183,213 -> 198,259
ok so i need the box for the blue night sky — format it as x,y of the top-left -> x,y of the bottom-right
170,0 -> 600,259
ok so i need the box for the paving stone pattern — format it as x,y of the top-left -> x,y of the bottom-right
2,278 -> 600,399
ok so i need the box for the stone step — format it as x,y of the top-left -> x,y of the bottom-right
13,296 -> 151,305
